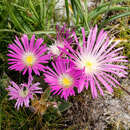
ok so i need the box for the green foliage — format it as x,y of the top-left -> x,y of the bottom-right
68,0 -> 130,30
116,18 -> 130,59
1,0 -> 56,33
58,101 -> 72,112
113,87 -> 124,99
65,0 -> 70,25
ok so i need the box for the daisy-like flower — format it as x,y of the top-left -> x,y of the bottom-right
8,34 -> 50,76
43,57 -> 82,100
48,24 -> 74,56
61,25 -> 128,98
6,76 -> 42,110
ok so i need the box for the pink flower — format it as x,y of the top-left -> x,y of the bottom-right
61,25 -> 128,98
6,77 -> 42,110
48,25 -> 74,56
43,57 -> 81,100
8,34 -> 50,76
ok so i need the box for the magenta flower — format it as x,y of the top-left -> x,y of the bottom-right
6,77 -> 42,110
8,34 -> 50,76
48,24 -> 74,56
43,57 -> 81,100
61,25 -> 128,98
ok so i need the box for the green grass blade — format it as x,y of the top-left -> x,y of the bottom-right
7,6 -> 26,33
84,0 -> 90,30
0,29 -> 22,34
29,0 -> 39,19
88,6 -> 129,23
70,0 -> 77,19
11,3 -> 26,11
42,0 -> 46,28
100,12 -> 130,28
71,0 -> 89,29
65,0 -> 70,25
39,0 -> 44,23
27,30 -> 55,35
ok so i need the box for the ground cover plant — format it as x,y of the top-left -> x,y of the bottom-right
0,0 -> 130,129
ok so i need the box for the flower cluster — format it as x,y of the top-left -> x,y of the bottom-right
6,25 -> 127,109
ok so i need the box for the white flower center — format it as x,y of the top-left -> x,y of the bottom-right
59,74 -> 73,88
77,54 -> 99,74
49,41 -> 64,55
19,87 -> 29,98
22,52 -> 36,66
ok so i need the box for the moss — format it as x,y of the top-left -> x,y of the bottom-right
117,41 -> 130,59
113,87 -> 124,99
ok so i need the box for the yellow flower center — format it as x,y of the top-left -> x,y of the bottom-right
62,78 -> 72,87
26,55 -> 33,65
86,61 -> 93,68
83,58 -> 98,74
84,60 -> 96,73
19,87 -> 29,98
77,54 -> 99,74
59,74 -> 73,88
23,52 -> 36,66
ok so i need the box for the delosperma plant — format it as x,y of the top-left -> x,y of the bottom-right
43,57 -> 82,100
60,25 -> 128,98
6,25 -> 128,110
6,76 -> 42,110
7,34 -> 50,77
